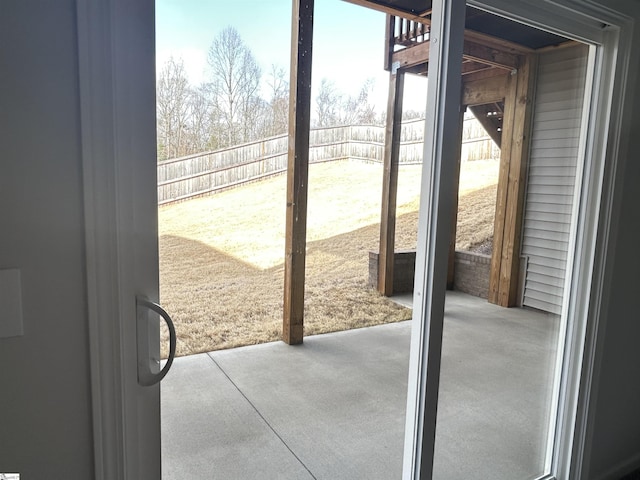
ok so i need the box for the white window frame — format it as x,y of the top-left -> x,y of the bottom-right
402,1 -> 633,479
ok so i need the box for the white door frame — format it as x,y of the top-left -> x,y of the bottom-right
403,0 -> 633,479
78,0 -> 159,478
77,0 -> 633,479
401,0 -> 467,477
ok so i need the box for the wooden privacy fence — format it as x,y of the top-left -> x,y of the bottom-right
157,117 -> 499,204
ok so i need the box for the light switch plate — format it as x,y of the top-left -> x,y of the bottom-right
0,269 -> 24,338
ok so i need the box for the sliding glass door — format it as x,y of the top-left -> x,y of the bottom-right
404,0 -> 627,478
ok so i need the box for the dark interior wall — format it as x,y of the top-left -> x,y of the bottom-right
587,0 -> 640,477
0,1 -> 94,477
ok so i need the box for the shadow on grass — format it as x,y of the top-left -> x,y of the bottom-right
159,181 -> 496,357
159,215 -> 414,356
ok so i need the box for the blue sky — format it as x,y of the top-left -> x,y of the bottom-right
156,0 -> 427,112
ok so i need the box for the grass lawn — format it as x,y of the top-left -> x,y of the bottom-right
159,159 -> 498,356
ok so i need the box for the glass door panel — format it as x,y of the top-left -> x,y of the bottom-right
432,10 -> 592,478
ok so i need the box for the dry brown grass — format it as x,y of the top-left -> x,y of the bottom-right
159,160 -> 498,356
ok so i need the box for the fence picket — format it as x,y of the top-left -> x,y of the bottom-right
157,118 -> 498,204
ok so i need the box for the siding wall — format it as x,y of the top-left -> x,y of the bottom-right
521,45 -> 589,314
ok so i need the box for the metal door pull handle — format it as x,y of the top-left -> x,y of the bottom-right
136,297 -> 176,386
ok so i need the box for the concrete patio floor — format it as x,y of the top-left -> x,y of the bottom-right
161,291 -> 560,479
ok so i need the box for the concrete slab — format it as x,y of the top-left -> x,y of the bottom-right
211,321 -> 411,480
390,292 -> 413,308
161,353 -> 315,479
434,293 -> 559,479
162,292 -> 560,480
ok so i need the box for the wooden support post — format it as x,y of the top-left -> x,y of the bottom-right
283,0 -> 314,345
489,54 -> 537,307
378,70 -> 405,296
447,106 -> 466,289
384,15 -> 395,71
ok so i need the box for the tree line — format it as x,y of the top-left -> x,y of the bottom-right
157,26 -> 382,161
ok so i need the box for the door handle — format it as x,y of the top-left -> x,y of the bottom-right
136,296 -> 177,386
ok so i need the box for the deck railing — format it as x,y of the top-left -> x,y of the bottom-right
391,15 -> 430,47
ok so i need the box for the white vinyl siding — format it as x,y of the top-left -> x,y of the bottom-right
521,45 -> 589,314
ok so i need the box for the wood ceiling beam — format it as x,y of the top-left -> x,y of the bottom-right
462,40 -> 520,70
342,0 -> 429,22
461,66 -> 511,83
462,74 -> 509,106
391,37 -> 519,71
461,28 -> 534,55
402,61 -> 496,78
403,63 -> 429,75
461,61 -> 493,76
391,40 -> 431,70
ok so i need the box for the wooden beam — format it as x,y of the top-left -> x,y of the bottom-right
447,106 -> 467,289
489,54 -> 537,307
378,70 -> 405,296
461,61 -> 493,76
283,0 -> 314,345
403,61 -> 495,78
404,63 -> 429,76
391,37 -> 519,73
391,40 -> 430,70
461,66 -> 511,83
462,73 -> 509,106
462,40 -> 519,70
342,0 -> 430,22
461,28 -> 534,55
469,104 -> 502,146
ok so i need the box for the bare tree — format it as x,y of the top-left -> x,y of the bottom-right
314,78 -> 378,127
156,57 -> 191,160
315,78 -> 342,127
156,37 -> 381,161
341,78 -> 377,125
185,83 -> 214,153
265,64 -> 289,136
207,26 -> 262,147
